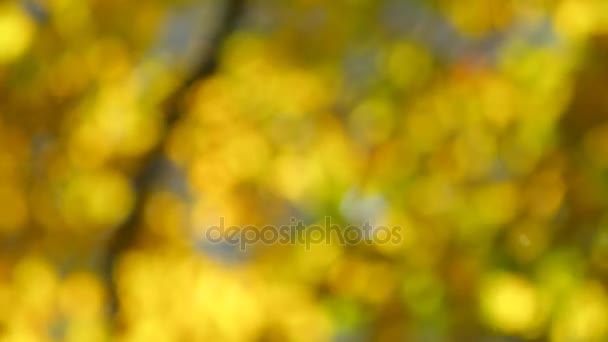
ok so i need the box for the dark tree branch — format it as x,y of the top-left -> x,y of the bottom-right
104,0 -> 245,320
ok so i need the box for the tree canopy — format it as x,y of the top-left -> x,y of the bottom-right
1,0 -> 608,341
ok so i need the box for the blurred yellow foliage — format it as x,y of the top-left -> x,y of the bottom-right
2,0 -> 608,340
0,3 -> 34,63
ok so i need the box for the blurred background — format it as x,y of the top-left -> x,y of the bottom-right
1,0 -> 608,340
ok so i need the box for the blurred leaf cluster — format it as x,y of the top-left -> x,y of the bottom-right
2,0 -> 608,341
